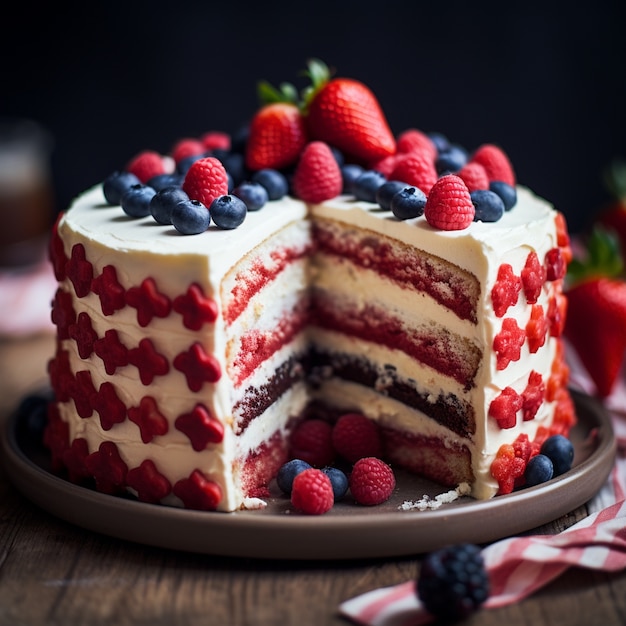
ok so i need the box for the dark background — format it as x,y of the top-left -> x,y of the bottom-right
3,0 -> 625,234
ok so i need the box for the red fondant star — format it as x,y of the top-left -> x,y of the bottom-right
521,251 -> 545,304
128,396 -> 169,443
173,343 -> 221,392
68,311 -> 98,359
493,318 -> 525,370
545,247 -> 566,281
92,265 -> 126,316
522,370 -> 545,422
488,387 -> 523,429
173,283 -> 218,330
84,441 -> 128,495
128,338 -> 169,385
66,243 -> 94,298
175,404 -> 224,451
490,263 -> 521,318
61,437 -> 90,483
125,278 -> 172,327
92,381 -> 127,430
72,370 -> 96,418
51,288 -> 76,340
48,215 -> 68,281
173,469 -> 222,511
126,459 -> 172,503
93,329 -> 129,375
48,349 -> 73,402
526,304 -> 548,354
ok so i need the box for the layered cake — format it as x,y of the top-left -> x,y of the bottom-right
44,61 -> 575,511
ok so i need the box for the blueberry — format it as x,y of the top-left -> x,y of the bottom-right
490,181 -> 517,211
209,194 -> 247,229
330,147 -> 345,168
375,181 -> 406,210
471,189 -> 505,222
524,454 -> 554,487
120,184 -> 157,218
147,172 -> 184,192
232,181 -> 269,212
321,467 -> 349,501
353,170 -> 387,202
277,459 -> 312,495
171,199 -> 211,235
220,152 -> 247,186
150,187 -> 189,225
341,164 -> 364,195
435,144 -> 468,174
540,435 -> 574,476
251,169 -> 289,200
176,153 -> 205,175
16,392 -> 51,440
390,186 -> 427,220
427,131 -> 450,154
102,171 -> 141,205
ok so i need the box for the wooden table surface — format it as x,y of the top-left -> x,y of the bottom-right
1,333 -> 626,626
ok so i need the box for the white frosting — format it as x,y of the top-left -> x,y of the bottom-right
53,183 -> 565,509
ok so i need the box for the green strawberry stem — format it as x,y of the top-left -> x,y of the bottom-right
257,80 -> 299,106
300,58 -> 333,114
567,226 -> 624,287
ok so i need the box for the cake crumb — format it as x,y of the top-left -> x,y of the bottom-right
243,497 -> 267,510
399,483 -> 471,511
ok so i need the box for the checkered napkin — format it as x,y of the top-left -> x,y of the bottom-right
339,356 -> 626,626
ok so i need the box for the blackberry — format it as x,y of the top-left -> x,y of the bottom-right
417,543 -> 489,621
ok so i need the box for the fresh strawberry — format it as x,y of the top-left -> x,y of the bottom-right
565,227 -> 626,397
182,156 -> 229,208
424,174 -> 475,230
245,80 -> 307,171
302,59 -> 396,164
292,141 -> 343,204
470,144 -> 516,187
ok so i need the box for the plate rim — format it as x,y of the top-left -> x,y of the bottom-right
0,389 -> 617,560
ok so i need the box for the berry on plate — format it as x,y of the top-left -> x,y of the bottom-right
277,458 -> 312,495
290,418 -> 335,467
349,457 -> 396,506
331,413 -> 382,463
290,468 -> 335,515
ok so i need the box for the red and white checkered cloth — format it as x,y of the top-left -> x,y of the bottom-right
340,352 -> 626,626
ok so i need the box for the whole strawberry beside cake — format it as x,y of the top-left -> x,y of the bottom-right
44,60 -> 576,512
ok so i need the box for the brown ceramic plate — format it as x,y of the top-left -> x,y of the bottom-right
0,390 -> 616,560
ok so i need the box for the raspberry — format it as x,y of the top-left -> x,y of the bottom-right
369,154 -> 399,178
526,304 -> 548,353
171,137 -> 206,164
493,318 -> 525,370
417,543 -> 489,621
201,130 -> 231,152
470,143 -> 516,186
521,250 -> 545,304
389,151 -> 438,194
395,128 -> 437,159
457,161 -> 489,193
290,468 -> 335,515
292,141 -> 343,203
490,263 -> 522,317
290,419 -> 335,467
488,386 -> 522,429
349,457 -> 396,506
126,150 -> 168,184
331,413 -> 382,463
424,174 -> 475,230
182,156 -> 229,208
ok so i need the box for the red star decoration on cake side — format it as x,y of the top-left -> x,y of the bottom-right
126,459 -> 172,504
84,441 -> 128,495
66,243 -> 94,298
93,329 -> 129,375
72,370 -> 97,418
128,338 -> 169,385
173,342 -> 222,392
173,469 -> 222,511
68,311 -> 98,359
92,381 -> 127,430
51,288 -> 76,340
173,283 -> 218,330
525,304 -> 548,353
521,251 -> 545,304
522,370 -> 545,422
493,318 -> 526,370
490,263 -> 522,318
128,396 -> 169,443
61,437 -> 91,483
488,386 -> 523,429
544,247 -> 566,282
175,403 -> 224,451
48,215 -> 68,281
48,349 -> 73,402
92,265 -> 126,316
125,278 -> 172,327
